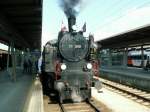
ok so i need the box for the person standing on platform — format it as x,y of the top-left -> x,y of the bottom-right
23,56 -> 28,73
145,56 -> 150,71
36,56 -> 42,78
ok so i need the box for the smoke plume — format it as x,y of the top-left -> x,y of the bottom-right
59,0 -> 82,17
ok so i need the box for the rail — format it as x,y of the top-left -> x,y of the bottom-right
86,100 -> 101,112
59,101 -> 101,112
96,77 -> 150,106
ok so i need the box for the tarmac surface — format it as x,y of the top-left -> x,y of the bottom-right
0,68 -> 33,112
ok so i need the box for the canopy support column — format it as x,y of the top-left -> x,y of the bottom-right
11,42 -> 16,82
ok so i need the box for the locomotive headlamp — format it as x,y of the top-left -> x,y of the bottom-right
87,63 -> 92,69
72,25 -> 77,31
61,63 -> 67,70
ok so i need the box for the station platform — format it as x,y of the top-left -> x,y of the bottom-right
100,66 -> 150,91
0,68 -> 34,112
100,66 -> 150,79
24,77 -> 44,112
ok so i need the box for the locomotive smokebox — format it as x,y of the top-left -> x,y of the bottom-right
68,15 -> 76,32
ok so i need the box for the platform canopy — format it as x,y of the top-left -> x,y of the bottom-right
97,25 -> 150,49
0,0 -> 42,50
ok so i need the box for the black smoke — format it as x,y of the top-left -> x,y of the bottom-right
59,0 -> 82,17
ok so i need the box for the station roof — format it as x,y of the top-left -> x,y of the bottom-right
0,0 -> 42,50
97,24 -> 150,49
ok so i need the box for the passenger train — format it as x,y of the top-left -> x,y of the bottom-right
41,15 -> 101,103
128,50 -> 150,68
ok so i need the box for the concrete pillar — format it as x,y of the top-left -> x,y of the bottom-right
123,47 -> 128,67
141,45 -> 144,68
7,45 -> 10,71
18,50 -> 22,67
20,50 -> 23,69
11,42 -> 16,82
15,49 -> 18,67
108,49 -> 112,67
21,48 -> 26,69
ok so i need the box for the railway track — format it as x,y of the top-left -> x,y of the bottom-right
59,100 -> 101,112
44,95 -> 101,112
97,77 -> 150,107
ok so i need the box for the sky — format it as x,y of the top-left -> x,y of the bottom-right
42,0 -> 150,46
1,0 -> 150,50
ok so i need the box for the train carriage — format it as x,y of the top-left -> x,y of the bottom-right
128,50 -> 150,68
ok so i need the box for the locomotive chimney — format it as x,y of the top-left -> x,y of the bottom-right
68,15 -> 76,32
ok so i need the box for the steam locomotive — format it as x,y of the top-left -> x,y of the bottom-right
42,15 -> 101,103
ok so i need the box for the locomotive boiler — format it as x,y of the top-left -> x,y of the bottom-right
42,15 -> 101,103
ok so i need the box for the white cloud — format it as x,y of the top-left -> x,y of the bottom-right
94,6 -> 150,41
